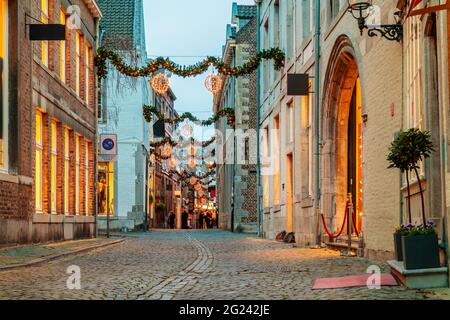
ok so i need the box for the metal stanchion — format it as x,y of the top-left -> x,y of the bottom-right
341,193 -> 356,257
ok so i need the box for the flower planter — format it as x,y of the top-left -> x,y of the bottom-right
393,233 -> 403,261
401,233 -> 440,270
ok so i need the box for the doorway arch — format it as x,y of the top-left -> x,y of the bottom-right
321,35 -> 363,235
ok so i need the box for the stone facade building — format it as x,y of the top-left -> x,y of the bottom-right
257,0 -> 450,270
96,0 -> 151,231
214,3 -> 258,233
0,0 -> 101,244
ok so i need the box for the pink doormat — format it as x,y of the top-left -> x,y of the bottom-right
313,274 -> 398,290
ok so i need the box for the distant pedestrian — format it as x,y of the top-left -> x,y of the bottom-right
168,211 -> 175,229
198,212 -> 204,229
181,209 -> 189,229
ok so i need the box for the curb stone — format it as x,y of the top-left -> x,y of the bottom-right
0,238 -> 125,272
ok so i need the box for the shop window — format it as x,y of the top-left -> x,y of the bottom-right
41,0 -> 49,67
75,135 -> 80,214
35,111 -> 43,211
51,120 -> 57,213
64,128 -> 70,214
262,126 -> 270,208
0,0 -> 8,169
84,142 -> 89,215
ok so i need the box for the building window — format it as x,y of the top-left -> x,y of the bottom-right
85,43 -> 92,106
273,115 -> 280,205
302,85 -> 313,196
59,9 -> 66,82
51,120 -> 57,213
329,0 -> 340,22
41,0 -> 49,67
84,142 -> 89,215
286,0 -> 294,60
75,135 -> 80,214
405,16 -> 423,130
0,0 -> 8,169
35,111 -> 43,211
64,128 -> 69,214
75,32 -> 81,96
262,126 -> 270,208
287,101 -> 294,143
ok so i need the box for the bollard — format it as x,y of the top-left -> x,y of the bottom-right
341,193 -> 356,257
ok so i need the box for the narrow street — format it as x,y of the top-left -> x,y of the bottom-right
0,231 -> 433,300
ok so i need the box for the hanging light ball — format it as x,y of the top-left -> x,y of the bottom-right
195,184 -> 202,192
151,73 -> 170,95
188,158 -> 197,169
169,158 -> 177,168
204,73 -> 222,94
190,177 -> 197,186
162,143 -> 173,158
198,190 -> 204,197
208,161 -> 216,169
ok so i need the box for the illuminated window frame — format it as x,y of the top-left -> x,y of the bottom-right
41,0 -> 49,67
85,43 -> 92,106
75,134 -> 80,215
0,0 -> 8,170
59,8 -> 66,82
50,120 -> 57,213
75,32 -> 81,96
35,111 -> 43,212
64,127 -> 70,214
84,142 -> 89,215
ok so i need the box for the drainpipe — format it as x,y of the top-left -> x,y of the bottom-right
94,19 -> 101,238
255,0 -> 262,237
231,45 -> 237,233
313,0 -> 321,246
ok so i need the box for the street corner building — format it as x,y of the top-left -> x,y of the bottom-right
256,0 -> 450,264
214,3 -> 259,233
96,0 -> 153,232
0,0 -> 101,244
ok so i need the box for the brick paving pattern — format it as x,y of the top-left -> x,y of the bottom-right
0,230 -> 446,300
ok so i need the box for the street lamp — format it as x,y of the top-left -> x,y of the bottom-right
347,0 -> 403,42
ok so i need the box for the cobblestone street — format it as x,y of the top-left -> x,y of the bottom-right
0,230 -> 443,300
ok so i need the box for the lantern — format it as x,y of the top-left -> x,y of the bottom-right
151,73 -> 170,95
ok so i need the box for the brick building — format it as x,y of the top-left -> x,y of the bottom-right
214,3 -> 258,233
0,0 -> 101,244
256,0 -> 450,273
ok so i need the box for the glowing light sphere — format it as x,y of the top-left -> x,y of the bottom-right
205,73 -> 222,94
151,73 -> 170,95
162,143 -> 173,157
188,159 -> 197,169
190,177 -> 197,185
195,184 -> 202,192
169,158 -> 177,168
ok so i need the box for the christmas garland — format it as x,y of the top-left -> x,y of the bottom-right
150,137 -> 179,148
143,105 -> 235,127
95,47 -> 285,79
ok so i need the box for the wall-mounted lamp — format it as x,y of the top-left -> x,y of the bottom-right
347,1 -> 403,42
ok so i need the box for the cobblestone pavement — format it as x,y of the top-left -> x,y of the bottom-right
0,230 -> 445,300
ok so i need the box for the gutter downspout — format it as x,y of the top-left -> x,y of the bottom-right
256,1 -> 262,237
94,19 -> 101,238
231,46 -> 237,233
314,0 -> 321,246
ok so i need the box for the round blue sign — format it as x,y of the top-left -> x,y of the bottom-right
102,138 -> 115,151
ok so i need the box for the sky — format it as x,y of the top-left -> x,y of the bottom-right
143,0 -> 254,139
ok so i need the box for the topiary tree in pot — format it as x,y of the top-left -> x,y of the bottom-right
387,128 -> 439,269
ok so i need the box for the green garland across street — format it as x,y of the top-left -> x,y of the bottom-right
94,46 -> 285,79
143,104 -> 235,127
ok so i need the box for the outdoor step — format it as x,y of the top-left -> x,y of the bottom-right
324,241 -> 359,252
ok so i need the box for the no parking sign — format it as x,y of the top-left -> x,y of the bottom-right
100,134 -> 117,156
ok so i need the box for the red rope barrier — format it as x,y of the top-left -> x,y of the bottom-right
320,202 -> 348,239
352,211 -> 360,237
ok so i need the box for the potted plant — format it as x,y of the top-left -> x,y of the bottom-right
401,222 -> 440,269
393,224 -> 412,261
387,128 -> 438,269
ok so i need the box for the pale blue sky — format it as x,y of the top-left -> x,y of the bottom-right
143,0 -> 254,123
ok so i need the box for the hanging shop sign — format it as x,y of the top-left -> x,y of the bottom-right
287,74 -> 309,96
